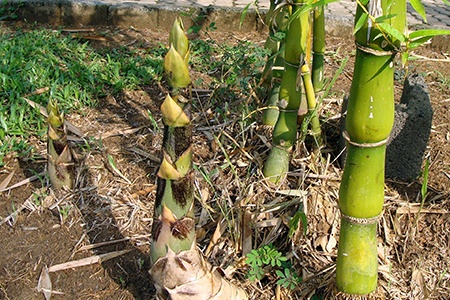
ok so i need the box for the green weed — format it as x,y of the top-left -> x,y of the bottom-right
245,244 -> 302,289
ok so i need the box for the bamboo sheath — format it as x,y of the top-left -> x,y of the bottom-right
336,0 -> 406,294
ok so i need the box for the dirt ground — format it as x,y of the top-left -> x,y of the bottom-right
0,21 -> 449,300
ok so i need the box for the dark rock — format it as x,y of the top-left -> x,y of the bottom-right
386,74 -> 433,180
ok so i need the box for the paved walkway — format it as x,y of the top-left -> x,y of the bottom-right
9,0 -> 450,30
122,0 -> 450,28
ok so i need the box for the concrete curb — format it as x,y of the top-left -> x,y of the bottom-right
3,0 -> 450,49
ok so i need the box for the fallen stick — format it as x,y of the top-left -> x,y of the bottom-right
48,249 -> 132,272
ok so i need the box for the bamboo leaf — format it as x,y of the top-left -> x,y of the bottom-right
377,22 -> 406,42
290,0 -> 339,25
409,36 -> 433,49
374,14 -> 397,23
409,0 -> 427,22
239,2 -> 253,29
354,13 -> 369,35
409,28 -> 450,39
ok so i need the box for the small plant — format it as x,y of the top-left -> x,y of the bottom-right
245,244 -> 301,289
276,268 -> 302,290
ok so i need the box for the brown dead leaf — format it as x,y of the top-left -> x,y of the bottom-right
0,170 -> 15,191
37,265 -> 52,300
411,268 -> 430,299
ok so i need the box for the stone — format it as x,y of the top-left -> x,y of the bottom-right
386,74 -> 433,180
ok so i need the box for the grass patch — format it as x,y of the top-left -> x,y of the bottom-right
0,26 -> 268,167
0,27 -> 165,165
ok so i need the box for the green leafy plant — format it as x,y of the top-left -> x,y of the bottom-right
276,268 -> 302,289
245,244 -> 301,290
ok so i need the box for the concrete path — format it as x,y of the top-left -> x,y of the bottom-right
6,0 -> 450,32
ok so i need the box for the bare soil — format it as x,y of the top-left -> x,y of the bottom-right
0,22 -> 449,300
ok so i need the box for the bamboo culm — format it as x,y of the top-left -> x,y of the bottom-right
336,0 -> 406,294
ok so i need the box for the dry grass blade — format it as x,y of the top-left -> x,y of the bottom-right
48,249 -> 132,272
0,197 -> 36,226
76,234 -> 151,251
94,127 -> 144,140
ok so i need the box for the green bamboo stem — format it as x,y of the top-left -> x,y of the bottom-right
312,5 -> 325,92
263,1 -> 309,183
301,63 -> 323,150
336,0 -> 405,294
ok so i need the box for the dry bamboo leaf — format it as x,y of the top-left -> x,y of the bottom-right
77,234 -> 151,251
48,249 -> 131,272
205,217 -> 227,256
0,170 -> 15,191
61,28 -> 95,32
95,127 -> 144,140
72,34 -> 108,41
411,268 -> 430,299
241,209 -> 253,256
275,189 -> 308,197
127,147 -> 160,163
37,265 -> 52,300
397,204 -> 447,214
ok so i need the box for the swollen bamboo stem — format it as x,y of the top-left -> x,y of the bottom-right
336,0 -> 406,294
263,0 -> 310,183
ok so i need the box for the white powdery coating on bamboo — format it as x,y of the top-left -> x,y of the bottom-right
150,247 -> 247,299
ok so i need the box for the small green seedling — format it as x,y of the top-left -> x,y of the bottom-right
245,244 -> 302,289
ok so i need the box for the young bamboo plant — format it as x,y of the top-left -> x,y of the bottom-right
336,0 -> 405,294
263,0 -> 310,183
47,99 -> 75,190
149,17 -> 247,299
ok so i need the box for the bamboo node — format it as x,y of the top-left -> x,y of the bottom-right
355,42 -> 397,56
340,210 -> 383,225
284,61 -> 300,68
342,131 -> 389,148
